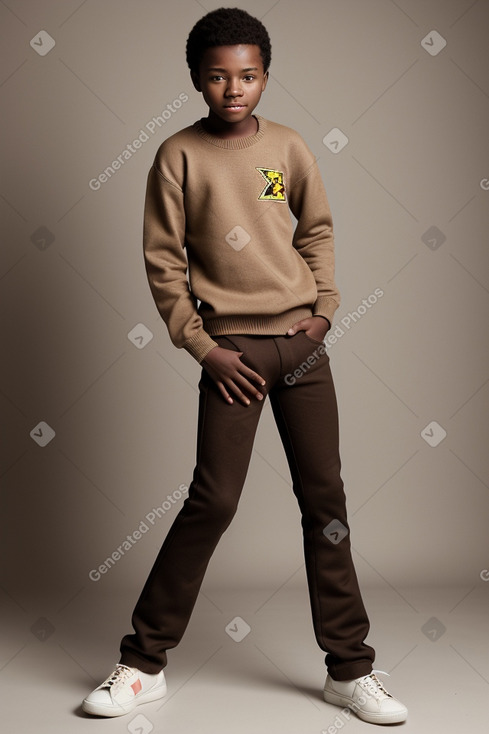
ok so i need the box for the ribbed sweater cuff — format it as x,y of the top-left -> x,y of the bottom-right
183,330 -> 219,363
313,296 -> 340,326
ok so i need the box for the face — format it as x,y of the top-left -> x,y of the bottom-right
191,44 -> 268,130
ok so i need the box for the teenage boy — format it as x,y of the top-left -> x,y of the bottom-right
82,7 -> 407,725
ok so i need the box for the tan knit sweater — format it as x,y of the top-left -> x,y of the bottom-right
143,115 -> 340,363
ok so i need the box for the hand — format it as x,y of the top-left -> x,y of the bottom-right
287,316 -> 330,342
202,346 -> 266,406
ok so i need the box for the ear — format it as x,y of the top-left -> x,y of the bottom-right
190,70 -> 202,92
261,70 -> 269,91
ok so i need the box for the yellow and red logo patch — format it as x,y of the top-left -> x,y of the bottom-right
256,168 -> 286,202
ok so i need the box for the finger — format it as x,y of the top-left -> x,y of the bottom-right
227,381 -> 251,406
230,354 -> 266,389
287,319 -> 306,336
231,373 -> 264,402
240,365 -> 266,387
216,381 -> 234,405
224,375 -> 260,406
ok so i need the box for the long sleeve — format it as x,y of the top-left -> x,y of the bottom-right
142,116 -> 340,354
288,157 -> 340,326
143,164 -> 218,363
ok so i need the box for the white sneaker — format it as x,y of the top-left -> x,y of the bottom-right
323,670 -> 407,724
82,663 -> 166,717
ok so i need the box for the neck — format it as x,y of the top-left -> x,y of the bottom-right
202,113 -> 258,139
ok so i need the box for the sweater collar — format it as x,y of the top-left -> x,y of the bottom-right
193,115 -> 266,149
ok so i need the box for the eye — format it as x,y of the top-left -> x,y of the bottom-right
243,75 -> 255,81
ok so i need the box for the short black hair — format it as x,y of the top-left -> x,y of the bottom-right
186,7 -> 272,76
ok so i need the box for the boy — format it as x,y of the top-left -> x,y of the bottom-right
82,7 -> 407,725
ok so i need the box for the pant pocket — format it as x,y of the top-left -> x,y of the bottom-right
301,331 -> 326,346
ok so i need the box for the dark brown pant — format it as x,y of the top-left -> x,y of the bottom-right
119,332 -> 375,680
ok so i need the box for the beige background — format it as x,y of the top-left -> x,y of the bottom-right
1,0 -> 489,714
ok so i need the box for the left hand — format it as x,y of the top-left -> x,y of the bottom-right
287,315 -> 330,342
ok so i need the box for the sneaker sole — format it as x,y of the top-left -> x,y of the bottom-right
323,689 -> 408,725
82,682 -> 167,718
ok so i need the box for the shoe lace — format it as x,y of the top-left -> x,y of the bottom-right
358,670 -> 392,699
101,664 -> 135,691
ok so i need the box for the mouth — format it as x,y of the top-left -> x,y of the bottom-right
223,104 -> 247,110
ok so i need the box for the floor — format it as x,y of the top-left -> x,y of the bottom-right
1,583 -> 487,733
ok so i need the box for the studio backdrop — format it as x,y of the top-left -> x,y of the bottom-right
1,0 -> 488,619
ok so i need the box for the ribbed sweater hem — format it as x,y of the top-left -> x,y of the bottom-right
204,307 -> 313,337
184,307 -> 316,363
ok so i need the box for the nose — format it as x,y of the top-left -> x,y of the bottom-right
225,77 -> 243,97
